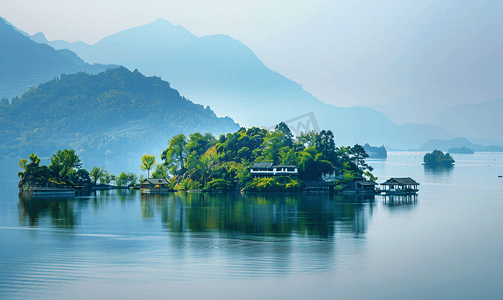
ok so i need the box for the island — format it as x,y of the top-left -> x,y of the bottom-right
363,144 -> 387,158
423,149 -> 455,167
448,147 -> 474,154
18,124 -> 391,195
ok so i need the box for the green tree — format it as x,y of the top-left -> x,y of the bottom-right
49,149 -> 82,179
275,122 -> 294,146
116,172 -> 129,187
89,167 -> 104,185
28,153 -> 41,166
161,134 -> 188,175
141,154 -> 156,178
152,164 -> 169,180
19,158 -> 28,171
349,144 -> 372,174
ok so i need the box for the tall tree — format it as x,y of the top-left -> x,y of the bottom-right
275,122 -> 294,146
349,144 -> 372,174
89,166 -> 104,185
49,149 -> 82,179
161,134 -> 188,175
141,154 -> 156,178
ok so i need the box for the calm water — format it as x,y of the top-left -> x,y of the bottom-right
1,152 -> 502,299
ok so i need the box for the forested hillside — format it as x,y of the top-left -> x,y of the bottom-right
0,67 -> 239,168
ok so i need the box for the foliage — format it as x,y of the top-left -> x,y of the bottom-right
153,125 -> 375,192
140,154 -> 156,178
423,150 -> 455,167
116,172 -> 138,187
0,67 -> 239,159
152,164 -> 170,180
49,149 -> 82,180
204,178 -> 232,190
245,177 -> 300,192
89,166 -> 104,185
161,134 -> 188,176
18,149 -> 82,187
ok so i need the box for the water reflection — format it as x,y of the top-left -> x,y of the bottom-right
381,194 -> 418,208
424,164 -> 454,176
18,195 -> 78,227
137,192 -> 376,238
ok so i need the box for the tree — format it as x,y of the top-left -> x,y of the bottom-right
49,149 -> 82,179
161,134 -> 188,175
275,122 -> 293,146
69,169 -> 92,186
28,153 -> 41,166
349,144 -> 372,174
19,158 -> 28,171
89,166 -> 104,185
141,154 -> 156,178
152,164 -> 169,180
116,172 -> 130,187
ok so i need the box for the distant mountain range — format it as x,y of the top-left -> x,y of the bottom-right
0,17 -> 114,102
418,137 -> 503,152
27,18 -> 459,150
426,98 -> 503,142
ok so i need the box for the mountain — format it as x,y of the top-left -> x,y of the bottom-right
0,17 -> 113,102
35,18 -> 456,150
418,137 -> 503,152
370,95 -> 456,125
427,98 -> 503,142
0,67 -> 239,172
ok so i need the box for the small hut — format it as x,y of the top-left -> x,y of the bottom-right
380,177 -> 419,194
140,178 -> 170,194
355,180 -> 378,194
304,181 -> 334,194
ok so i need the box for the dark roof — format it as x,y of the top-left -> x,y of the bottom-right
381,177 -> 420,185
251,162 -> 273,168
274,165 -> 297,168
143,178 -> 169,185
356,180 -> 378,186
304,181 -> 335,187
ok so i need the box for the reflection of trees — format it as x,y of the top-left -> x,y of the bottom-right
151,192 -> 374,237
18,195 -> 77,227
424,164 -> 454,176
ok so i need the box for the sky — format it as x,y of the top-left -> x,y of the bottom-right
2,0 -> 502,111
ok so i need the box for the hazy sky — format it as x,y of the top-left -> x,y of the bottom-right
2,0 -> 502,108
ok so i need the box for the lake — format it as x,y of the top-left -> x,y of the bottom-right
1,152 -> 502,299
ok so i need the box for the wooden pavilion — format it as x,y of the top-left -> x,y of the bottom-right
380,177 -> 419,194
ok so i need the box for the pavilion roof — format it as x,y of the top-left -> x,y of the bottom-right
380,177 -> 420,185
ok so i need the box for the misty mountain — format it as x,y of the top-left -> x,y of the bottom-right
426,98 -> 503,142
370,95 -> 456,125
418,137 -> 503,152
35,18 -> 457,150
0,17 -> 113,102
0,67 -> 239,171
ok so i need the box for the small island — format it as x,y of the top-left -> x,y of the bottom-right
423,149 -> 455,167
18,123 -> 417,196
363,144 -> 387,158
447,147 -> 474,154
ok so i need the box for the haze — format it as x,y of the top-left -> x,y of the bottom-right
3,0 -> 502,123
